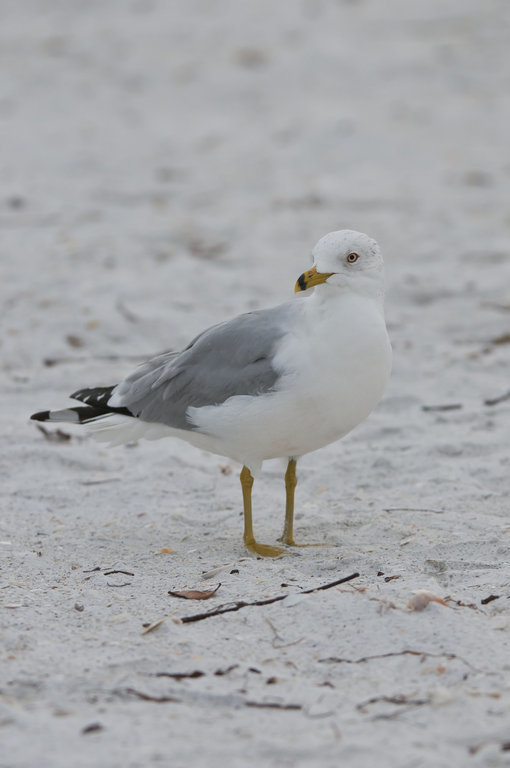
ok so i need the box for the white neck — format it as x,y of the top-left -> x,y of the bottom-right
310,271 -> 385,313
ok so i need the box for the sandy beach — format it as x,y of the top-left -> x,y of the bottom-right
1,1 -> 510,766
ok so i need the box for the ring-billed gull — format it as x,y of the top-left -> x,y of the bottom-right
31,230 -> 392,557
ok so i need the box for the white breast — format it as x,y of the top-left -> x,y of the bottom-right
188,290 -> 392,472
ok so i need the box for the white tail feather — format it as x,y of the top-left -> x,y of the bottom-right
86,413 -> 175,446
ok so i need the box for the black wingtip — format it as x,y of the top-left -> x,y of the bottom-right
30,410 -> 50,422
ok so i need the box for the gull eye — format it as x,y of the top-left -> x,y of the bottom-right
346,252 -> 359,263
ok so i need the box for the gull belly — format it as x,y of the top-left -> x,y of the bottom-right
187,290 -> 391,471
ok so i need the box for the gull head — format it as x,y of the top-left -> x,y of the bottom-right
295,230 -> 384,295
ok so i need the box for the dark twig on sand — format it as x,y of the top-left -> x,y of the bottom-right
481,594 -> 500,605
319,648 -> 481,672
155,671 -> 205,680
422,403 -> 462,412
175,572 -> 360,624
123,688 -> 181,703
103,570 -> 135,577
245,701 -> 301,711
356,694 -> 429,712
484,390 -> 510,406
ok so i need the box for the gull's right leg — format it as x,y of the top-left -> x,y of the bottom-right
280,458 -> 298,546
240,466 -> 284,558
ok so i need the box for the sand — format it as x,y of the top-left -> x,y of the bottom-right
1,1 -> 510,766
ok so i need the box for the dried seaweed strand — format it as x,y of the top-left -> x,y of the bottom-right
484,390 -> 510,406
422,403 -> 462,412
320,648 -> 480,672
357,694 -> 429,711
104,570 -> 135,576
245,700 -> 301,711
178,572 -> 360,624
123,687 -> 181,703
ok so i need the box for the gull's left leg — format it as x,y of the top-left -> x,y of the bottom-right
280,458 -> 298,546
280,459 -> 329,549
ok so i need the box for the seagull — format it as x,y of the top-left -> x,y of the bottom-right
31,230 -> 392,557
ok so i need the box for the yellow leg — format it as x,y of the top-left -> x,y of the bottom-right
240,466 -> 284,557
280,459 -> 319,547
280,459 -> 298,546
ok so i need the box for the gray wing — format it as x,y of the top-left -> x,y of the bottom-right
109,303 -> 295,430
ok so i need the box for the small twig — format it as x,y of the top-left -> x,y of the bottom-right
357,694 -> 429,712
178,573 -> 360,624
214,664 -> 238,676
155,670 -> 205,680
422,403 -> 462,412
123,688 -> 181,703
444,596 -> 477,610
82,722 -> 104,734
481,594 -> 500,605
104,570 -> 135,577
484,390 -> 510,406
300,576 -> 360,594
490,332 -> 510,346
106,581 -> 131,588
245,701 -> 301,711
319,649 -> 481,672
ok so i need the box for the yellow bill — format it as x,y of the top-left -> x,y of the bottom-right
295,266 -> 335,293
